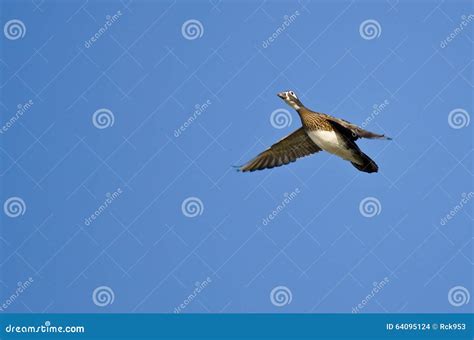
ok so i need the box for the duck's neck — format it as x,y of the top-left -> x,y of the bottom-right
286,98 -> 305,111
296,106 -> 319,127
295,105 -> 311,117
289,101 -> 301,110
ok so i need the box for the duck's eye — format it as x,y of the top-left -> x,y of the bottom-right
289,91 -> 294,96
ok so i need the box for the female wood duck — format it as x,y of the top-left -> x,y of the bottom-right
239,90 -> 391,173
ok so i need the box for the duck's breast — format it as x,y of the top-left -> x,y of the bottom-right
307,130 -> 356,161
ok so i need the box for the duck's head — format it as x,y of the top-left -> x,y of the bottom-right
277,90 -> 303,110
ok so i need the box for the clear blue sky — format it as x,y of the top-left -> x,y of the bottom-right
0,0 -> 472,313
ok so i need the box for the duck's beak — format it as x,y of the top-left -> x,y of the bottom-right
277,92 -> 286,99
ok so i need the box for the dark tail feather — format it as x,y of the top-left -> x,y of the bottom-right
351,152 -> 378,173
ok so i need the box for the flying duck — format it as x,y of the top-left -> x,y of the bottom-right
238,91 -> 391,173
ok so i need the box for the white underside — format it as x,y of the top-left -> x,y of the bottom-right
307,130 -> 357,162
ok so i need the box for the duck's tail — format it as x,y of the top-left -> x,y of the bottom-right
351,152 -> 378,173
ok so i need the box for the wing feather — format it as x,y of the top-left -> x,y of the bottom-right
239,128 -> 321,172
322,114 -> 391,141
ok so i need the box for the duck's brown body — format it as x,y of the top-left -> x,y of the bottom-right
238,91 -> 390,173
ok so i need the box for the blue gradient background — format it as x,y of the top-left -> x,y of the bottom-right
0,0 -> 472,313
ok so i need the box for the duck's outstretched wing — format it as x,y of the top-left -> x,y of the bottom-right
238,128 -> 321,172
323,114 -> 392,141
